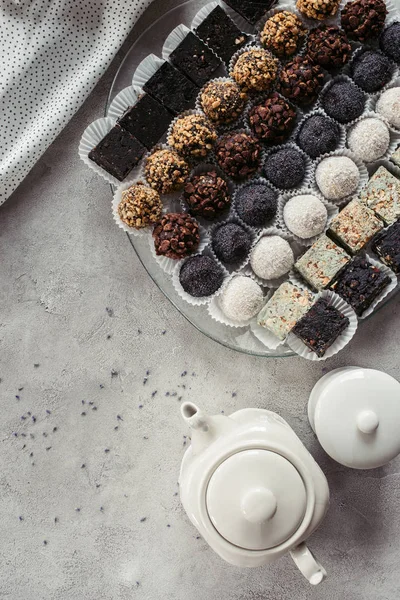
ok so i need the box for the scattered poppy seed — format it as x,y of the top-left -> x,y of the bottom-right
27,412 -> 31,416
106,334 -> 112,339
171,392 -> 177,397
232,392 -> 237,397
18,387 -> 24,391
146,370 -> 150,376
96,484 -> 101,488
31,462 -> 35,466
21,433 -> 26,438
22,444 -> 26,449
29,452 -> 33,457
54,517 -> 58,523
138,404 -> 143,409
100,384 -> 104,389
92,406 -> 97,411
106,307 -> 113,317
15,395 -> 20,400
75,508 -> 81,512
221,410 -> 225,414
167,524 -> 171,528
151,391 -> 157,398
140,517 -> 146,522
111,370 -> 118,378
43,540 -> 48,545
30,434 -> 34,439
114,426 -> 119,431
53,427 -> 57,432
81,464 -> 86,468
104,448 -> 110,453
46,447 -> 52,451
117,415 -> 123,421
143,436 -> 148,440
21,416 -> 26,420
178,396 -> 182,401
192,372 -> 196,376
43,432 -> 47,437
181,371 -> 187,377
162,330 -> 166,335
143,378 -> 148,385
13,432 -> 18,437
19,516 -> 23,521
46,410 -> 51,415
82,400 -> 85,405
81,412 -> 86,416
136,582 -> 140,587
173,492 -> 178,496
166,392 -> 170,397
32,416 -> 36,423
89,401 -> 94,406
34,364 -> 40,368
137,329 -> 142,334
100,506 -> 104,512
196,535 -> 201,540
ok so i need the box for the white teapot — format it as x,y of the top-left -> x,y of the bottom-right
179,402 -> 329,585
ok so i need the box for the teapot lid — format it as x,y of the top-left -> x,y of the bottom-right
206,449 -> 307,550
309,367 -> 400,469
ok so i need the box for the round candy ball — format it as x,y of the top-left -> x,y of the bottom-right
248,92 -> 297,144
234,183 -> 278,228
118,183 -> 162,230
231,48 -> 279,93
260,11 -> 307,58
380,22 -> 400,63
263,147 -> 306,189
183,170 -> 231,220
376,88 -> 400,129
351,50 -> 392,93
250,235 -> 294,280
283,194 -> 328,239
296,0 -> 340,20
278,56 -> 325,106
153,213 -> 200,259
168,114 -> 217,158
306,26 -> 351,71
215,132 -> 261,180
219,276 -> 264,322
315,156 -> 360,201
199,80 -> 247,125
297,114 -> 341,159
211,223 -> 252,265
347,117 -> 390,163
321,79 -> 366,124
145,148 -> 189,194
341,0 -> 387,42
179,255 -> 224,297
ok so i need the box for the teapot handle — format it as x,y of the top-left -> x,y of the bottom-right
290,542 -> 326,585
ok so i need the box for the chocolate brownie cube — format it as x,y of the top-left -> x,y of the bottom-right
223,0 -> 276,25
169,31 -> 222,87
88,125 -> 146,181
143,61 -> 199,116
371,220 -> 400,273
117,94 -> 172,149
195,6 -> 249,63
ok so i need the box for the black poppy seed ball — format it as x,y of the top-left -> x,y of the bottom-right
263,147 -> 306,189
179,255 -> 224,297
234,183 -> 278,228
380,23 -> 400,63
322,80 -> 366,123
351,50 -> 392,93
211,223 -> 251,264
297,115 -> 341,159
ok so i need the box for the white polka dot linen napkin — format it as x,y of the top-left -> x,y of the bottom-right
0,0 -> 153,205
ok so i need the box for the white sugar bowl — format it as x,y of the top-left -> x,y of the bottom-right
179,402 -> 329,585
308,367 -> 400,470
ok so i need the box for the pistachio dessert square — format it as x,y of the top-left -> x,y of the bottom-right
257,282 -> 314,341
359,166 -> 400,225
328,199 -> 383,254
371,220 -> 400,273
295,234 -> 351,291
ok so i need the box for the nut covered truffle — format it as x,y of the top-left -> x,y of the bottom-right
168,114 -> 217,158
183,170 -> 231,220
231,48 -> 279,93
179,255 -> 224,297
118,182 -> 162,229
248,93 -> 297,143
215,132 -> 262,179
296,0 -> 340,20
341,0 -> 387,42
199,80 -> 247,125
145,148 -> 189,194
306,26 -> 351,70
278,56 -> 324,106
152,212 -> 200,259
260,11 -> 307,58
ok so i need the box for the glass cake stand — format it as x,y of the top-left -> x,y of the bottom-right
106,0 -> 398,358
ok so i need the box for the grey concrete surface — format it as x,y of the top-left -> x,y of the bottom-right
1,3 -> 400,599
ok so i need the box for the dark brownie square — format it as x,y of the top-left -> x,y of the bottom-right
330,256 -> 391,316
223,0 -> 276,25
169,31 -> 222,87
117,94 -> 172,149
143,61 -> 199,116
195,6 -> 249,64
371,220 -> 400,273
291,297 -> 350,358
88,125 -> 146,181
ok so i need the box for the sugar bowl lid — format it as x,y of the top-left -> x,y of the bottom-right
309,367 -> 400,469
206,449 -> 307,550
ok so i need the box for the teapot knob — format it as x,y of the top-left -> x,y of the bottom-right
356,410 -> 379,434
240,487 -> 277,523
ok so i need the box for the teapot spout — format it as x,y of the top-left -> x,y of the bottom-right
181,402 -> 231,454
181,402 -> 209,433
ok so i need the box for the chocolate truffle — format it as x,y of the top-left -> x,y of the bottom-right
169,31 -> 222,87
263,146 -> 306,189
248,93 -> 297,144
321,79 -> 366,123
296,0 -> 340,20
341,0 -> 387,42
260,11 -> 307,58
199,80 -> 247,125
277,56 -> 324,106
183,170 -> 231,220
194,5 -> 249,63
145,148 -> 189,194
153,213 -> 200,259
380,22 -> 400,63
351,50 -> 392,93
211,222 -> 252,264
315,156 -> 359,201
305,26 -> 351,70
251,235 -> 294,280
283,194 -> 328,240
297,114 -> 341,159
118,183 -> 162,229
223,0 -> 276,26
231,48 -> 279,93
376,88 -> 400,129
347,117 -> 390,163
168,114 -> 217,158
219,276 -> 264,322
179,255 -> 224,297
215,132 -> 262,180
234,182 -> 278,228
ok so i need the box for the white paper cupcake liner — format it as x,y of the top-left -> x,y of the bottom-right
132,53 -> 165,89
316,74 -> 368,124
191,0 -> 254,35
256,4 -> 309,61
107,85 -> 142,121
312,147 -> 369,206
244,92 -> 303,148
208,216 -> 257,272
149,224 -> 210,275
277,188 -> 338,247
262,141 -> 314,191
292,107 -> 347,159
112,177 -> 164,238
166,109 -> 217,164
228,42 -> 281,94
231,176 -> 280,231
345,46 -> 399,99
370,75 -> 400,133
249,289 -> 286,349
171,249 -> 229,306
286,289 -> 358,361
195,77 -> 249,132
345,109 -> 400,164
